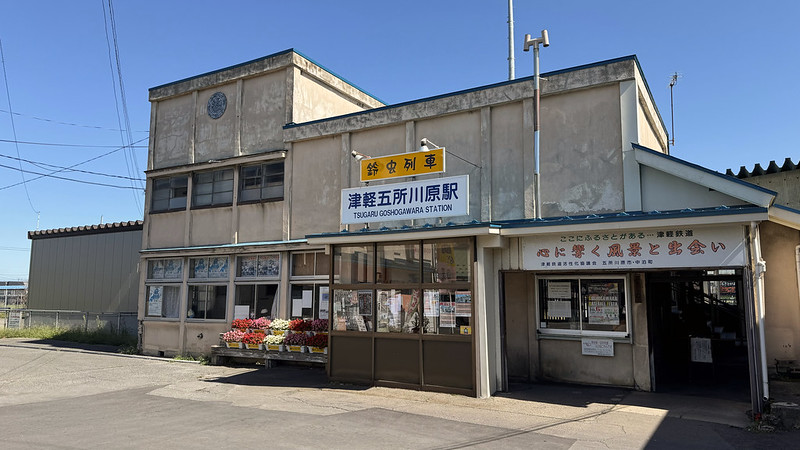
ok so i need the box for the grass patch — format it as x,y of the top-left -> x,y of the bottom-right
0,326 -> 137,348
173,354 -> 210,365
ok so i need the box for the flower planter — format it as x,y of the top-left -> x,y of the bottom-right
271,330 -> 286,336
286,345 -> 306,353
244,343 -> 263,350
226,342 -> 243,349
266,344 -> 285,352
308,346 -> 327,354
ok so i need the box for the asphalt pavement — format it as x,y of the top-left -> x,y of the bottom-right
0,338 -> 798,449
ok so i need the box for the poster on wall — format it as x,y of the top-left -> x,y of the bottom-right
547,282 -> 572,299
582,338 -> 614,357
163,259 -> 182,279
257,254 -> 280,277
691,337 -> 713,363
147,286 -> 163,317
150,260 -> 165,280
547,300 -> 572,319
439,302 -> 456,328
357,290 -> 373,317
584,281 -> 620,325
239,256 -> 257,277
522,225 -> 746,270
424,290 -> 440,317
455,291 -> 471,317
319,287 -> 329,319
208,257 -> 228,278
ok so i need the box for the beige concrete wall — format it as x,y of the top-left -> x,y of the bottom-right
637,102 -> 662,151
290,137 -> 346,239
184,322 -> 230,356
237,202 -> 285,243
539,339 -> 635,387
195,84 -> 239,162
293,71 -> 368,124
540,84 -> 624,217
241,71 -> 287,154
761,221 -> 800,363
640,166 -> 748,211
489,103 -> 525,220
142,321 -> 181,356
189,208 -> 233,246
147,213 -> 186,249
743,171 -> 800,210
153,95 -> 194,169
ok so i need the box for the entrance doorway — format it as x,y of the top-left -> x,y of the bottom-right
647,270 -> 750,400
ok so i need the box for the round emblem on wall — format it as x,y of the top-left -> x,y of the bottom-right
207,92 -> 227,119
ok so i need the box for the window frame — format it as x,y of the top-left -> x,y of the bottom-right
186,283 -> 229,321
191,168 -> 234,209
535,274 -> 630,338
151,175 -> 188,213
238,161 -> 284,204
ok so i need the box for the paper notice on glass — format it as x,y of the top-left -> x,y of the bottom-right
147,286 -> 163,317
548,282 -> 572,299
439,302 -> 456,328
234,305 -> 250,320
302,289 -> 313,308
292,298 -> 303,317
319,287 -> 329,319
690,337 -> 713,363
547,300 -> 572,318
455,291 -> 471,317
355,315 -> 368,332
588,301 -> 619,325
424,291 -> 440,317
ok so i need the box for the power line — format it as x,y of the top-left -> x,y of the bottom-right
0,161 -> 144,190
0,37 -> 39,216
0,138 -> 146,148
0,152 -> 145,181
0,108 -> 148,133
0,136 -> 147,190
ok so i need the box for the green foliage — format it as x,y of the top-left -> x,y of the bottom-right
0,326 -> 137,348
173,354 -> 210,365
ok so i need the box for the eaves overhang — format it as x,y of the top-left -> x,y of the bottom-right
306,222 -> 501,246
498,206 -> 769,237
633,144 -> 776,207
140,239 -> 309,258
769,204 -> 800,231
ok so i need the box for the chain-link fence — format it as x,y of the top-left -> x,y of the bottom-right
0,309 -> 137,335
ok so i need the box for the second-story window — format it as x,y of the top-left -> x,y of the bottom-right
151,176 -> 188,213
239,161 -> 284,203
192,169 -> 234,208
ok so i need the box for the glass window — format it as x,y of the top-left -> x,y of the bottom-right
291,251 -> 329,277
332,289 -> 373,331
239,161 -> 284,203
151,176 -> 188,212
235,284 -> 278,319
190,257 -> 229,279
376,289 -> 420,333
290,284 -> 324,320
423,289 -> 472,335
377,243 -> 420,284
538,276 -> 627,335
237,254 -> 280,278
423,238 -> 472,283
188,285 -> 227,320
145,285 -> 180,318
147,259 -> 183,281
192,169 -> 233,208
334,245 -> 375,284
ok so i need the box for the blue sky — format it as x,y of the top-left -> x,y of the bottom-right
1,1 -> 798,280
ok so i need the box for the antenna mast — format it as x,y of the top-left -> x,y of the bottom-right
508,0 -> 515,80
669,72 -> 679,151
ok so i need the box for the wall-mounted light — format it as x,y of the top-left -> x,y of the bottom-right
351,150 -> 371,162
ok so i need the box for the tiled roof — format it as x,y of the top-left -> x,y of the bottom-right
28,220 -> 143,240
726,158 -> 798,178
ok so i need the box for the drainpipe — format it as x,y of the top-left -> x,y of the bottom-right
750,221 -> 769,400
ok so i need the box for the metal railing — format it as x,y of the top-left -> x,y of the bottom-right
0,309 -> 137,335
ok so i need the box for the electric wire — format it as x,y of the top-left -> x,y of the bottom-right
0,38 -> 39,216
0,138 -> 146,148
0,136 -> 147,191
0,153 -> 145,181
0,162 -> 144,190
0,108 -> 148,133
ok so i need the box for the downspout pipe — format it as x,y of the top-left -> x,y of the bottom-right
750,221 -> 769,400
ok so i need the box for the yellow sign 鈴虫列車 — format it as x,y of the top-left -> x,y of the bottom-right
359,148 -> 445,182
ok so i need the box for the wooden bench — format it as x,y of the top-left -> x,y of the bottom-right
210,345 -> 326,367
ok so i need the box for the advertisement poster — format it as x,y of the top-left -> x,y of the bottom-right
147,286 -> 163,317
150,260 -> 164,279
439,302 -> 456,328
239,256 -> 257,277
208,257 -> 228,278
319,287 -> 329,319
424,290 -> 440,317
584,281 -> 620,325
257,254 -> 280,277
163,259 -> 182,279
358,290 -> 373,317
455,291 -> 471,317
193,258 -> 207,278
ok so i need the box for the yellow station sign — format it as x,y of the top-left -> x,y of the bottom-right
359,148 -> 445,182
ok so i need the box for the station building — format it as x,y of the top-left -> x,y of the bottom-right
139,49 -> 800,414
